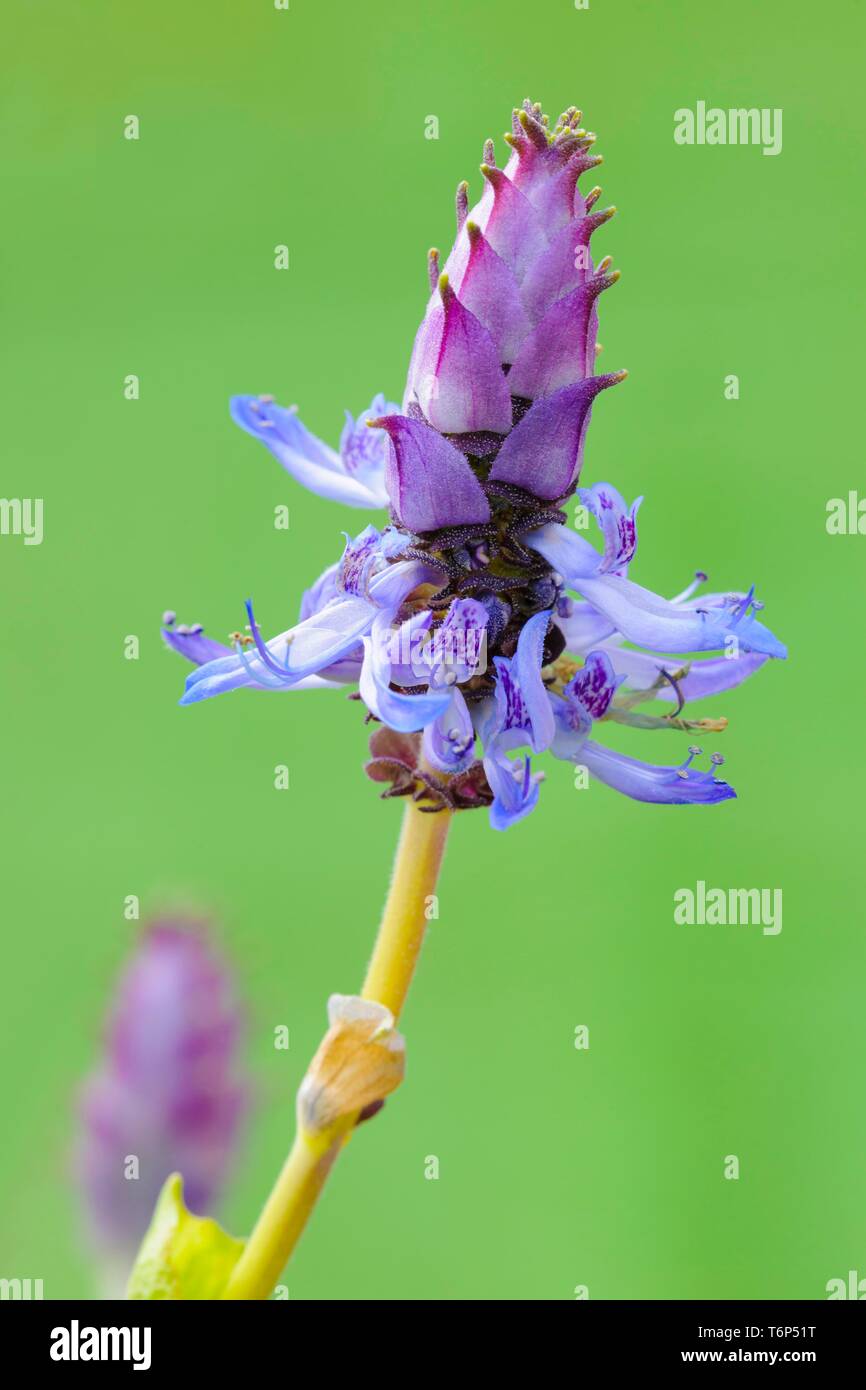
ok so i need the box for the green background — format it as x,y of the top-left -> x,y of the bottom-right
2,0 -> 864,1300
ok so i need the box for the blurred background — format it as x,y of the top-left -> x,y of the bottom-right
1,0 -> 864,1299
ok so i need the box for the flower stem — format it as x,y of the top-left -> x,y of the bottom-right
222,799 -> 452,1300
361,795 -> 451,1016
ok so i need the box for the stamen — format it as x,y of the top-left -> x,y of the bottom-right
676,745 -> 702,779
672,570 -> 708,604
731,584 -> 756,621
243,599 -> 294,683
658,667 -> 686,716
234,640 -> 289,690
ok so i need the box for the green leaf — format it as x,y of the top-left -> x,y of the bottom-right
126,1173 -> 245,1300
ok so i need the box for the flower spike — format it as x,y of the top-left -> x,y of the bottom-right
170,97 -> 785,834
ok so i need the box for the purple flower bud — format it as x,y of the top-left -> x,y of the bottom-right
75,920 -> 248,1265
489,375 -> 625,500
506,267 -> 618,400
449,222 -> 531,364
401,100 -> 624,507
374,413 -> 491,532
404,276 -> 513,436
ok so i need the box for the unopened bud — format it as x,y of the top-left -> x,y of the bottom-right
297,995 -> 405,1135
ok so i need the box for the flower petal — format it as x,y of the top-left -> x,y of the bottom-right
574,576 -> 788,658
299,561 -> 341,620
336,394 -> 397,506
507,268 -> 618,399
486,610 -> 555,753
602,645 -> 770,702
474,164 -> 548,282
230,396 -> 384,508
521,147 -> 603,233
403,278 -> 512,435
577,481 -> 641,575
580,741 -> 736,805
525,522 -> 603,582
422,688 -> 476,773
564,649 -> 621,719
367,554 -> 445,608
373,414 -> 492,531
445,222 -> 531,364
549,689 -> 592,762
424,598 -> 489,687
180,593 -> 377,704
488,376 -> 624,500
484,744 -> 542,830
520,207 -> 614,323
513,611 -> 557,752
359,617 -> 452,732
162,620 -> 232,667
553,596 -> 618,653
530,525 -> 787,659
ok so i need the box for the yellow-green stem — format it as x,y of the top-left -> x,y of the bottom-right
361,793 -> 451,1015
223,798 -> 452,1300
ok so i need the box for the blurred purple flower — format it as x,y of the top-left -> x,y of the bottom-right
75,919 -> 248,1266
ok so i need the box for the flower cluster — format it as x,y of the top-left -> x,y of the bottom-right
164,99 -> 786,829
76,920 -> 247,1267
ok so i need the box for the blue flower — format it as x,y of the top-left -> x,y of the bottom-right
476,612 -> 555,829
230,393 -> 397,509
527,513 -> 786,660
